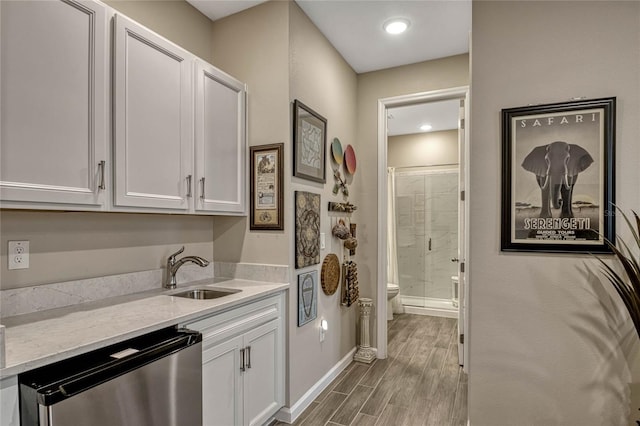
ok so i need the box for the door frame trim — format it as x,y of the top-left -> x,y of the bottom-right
376,86 -> 470,360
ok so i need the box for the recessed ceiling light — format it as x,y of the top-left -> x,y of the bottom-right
384,18 -> 410,35
420,124 -> 433,131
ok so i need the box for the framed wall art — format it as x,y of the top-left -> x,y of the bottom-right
293,100 -> 327,183
501,97 -> 615,253
250,143 -> 284,230
295,191 -> 321,268
297,270 -> 318,327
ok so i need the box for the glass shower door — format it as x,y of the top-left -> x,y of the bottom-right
394,168 -> 458,308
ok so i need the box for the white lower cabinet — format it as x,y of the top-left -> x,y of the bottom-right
186,293 -> 285,426
202,334 -> 244,425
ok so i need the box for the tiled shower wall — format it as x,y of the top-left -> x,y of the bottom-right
395,169 -> 458,302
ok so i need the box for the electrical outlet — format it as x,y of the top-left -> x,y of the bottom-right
320,233 -> 326,250
8,241 -> 29,270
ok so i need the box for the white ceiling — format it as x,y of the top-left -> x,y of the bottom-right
387,99 -> 459,136
295,0 -> 471,73
187,0 -> 268,21
187,0 -> 471,74
186,0 -> 470,132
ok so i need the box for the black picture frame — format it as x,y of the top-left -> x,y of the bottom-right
293,100 -> 327,183
501,97 -> 615,253
250,143 -> 284,230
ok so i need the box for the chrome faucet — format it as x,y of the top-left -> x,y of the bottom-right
165,246 -> 210,289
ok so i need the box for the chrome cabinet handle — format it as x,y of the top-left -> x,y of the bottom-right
98,160 -> 106,190
246,346 -> 251,369
186,175 -> 192,198
428,237 -> 432,251
200,177 -> 205,199
240,348 -> 246,372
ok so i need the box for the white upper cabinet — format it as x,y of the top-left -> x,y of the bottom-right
113,14 -> 193,211
194,60 -> 247,214
0,0 -> 108,209
1,2 -> 247,216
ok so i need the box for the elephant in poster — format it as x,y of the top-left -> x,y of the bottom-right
521,141 -> 594,218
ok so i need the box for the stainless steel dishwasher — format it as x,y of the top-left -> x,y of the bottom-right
19,327 -> 202,426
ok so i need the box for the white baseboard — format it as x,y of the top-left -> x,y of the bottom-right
275,347 -> 357,424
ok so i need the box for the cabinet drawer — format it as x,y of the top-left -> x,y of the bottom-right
185,294 -> 282,348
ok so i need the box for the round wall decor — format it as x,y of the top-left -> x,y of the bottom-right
344,144 -> 357,175
331,138 -> 343,165
321,253 -> 340,295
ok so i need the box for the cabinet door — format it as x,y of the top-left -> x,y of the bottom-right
202,335 -> 244,426
113,14 -> 192,210
243,319 -> 283,426
0,0 -> 107,208
194,60 -> 246,214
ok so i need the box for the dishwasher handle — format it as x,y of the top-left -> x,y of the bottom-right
56,332 -> 199,402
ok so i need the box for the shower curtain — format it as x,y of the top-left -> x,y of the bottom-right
387,168 -> 399,287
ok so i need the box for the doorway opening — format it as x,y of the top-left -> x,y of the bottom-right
376,86 -> 469,369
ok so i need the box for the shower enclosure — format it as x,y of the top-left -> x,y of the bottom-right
390,166 -> 459,316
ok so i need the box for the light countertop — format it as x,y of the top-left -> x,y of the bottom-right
0,278 -> 288,377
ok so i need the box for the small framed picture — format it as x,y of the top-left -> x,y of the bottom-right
250,143 -> 284,230
293,100 -> 327,183
298,270 -> 318,327
501,97 -> 615,253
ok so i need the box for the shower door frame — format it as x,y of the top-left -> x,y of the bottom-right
377,86 -> 470,372
392,166 -> 460,311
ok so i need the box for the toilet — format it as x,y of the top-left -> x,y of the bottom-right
386,283 -> 400,320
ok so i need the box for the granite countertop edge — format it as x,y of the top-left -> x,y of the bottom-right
0,278 -> 289,378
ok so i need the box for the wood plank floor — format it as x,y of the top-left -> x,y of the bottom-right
278,314 -> 467,426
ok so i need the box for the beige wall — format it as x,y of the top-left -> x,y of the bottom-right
0,0 -> 216,291
388,130 -> 459,168
0,211 -> 213,289
356,54 -> 469,345
103,0 -> 214,62
210,1 -> 359,405
469,2 -> 640,424
209,0 -> 291,266
288,1 -> 358,404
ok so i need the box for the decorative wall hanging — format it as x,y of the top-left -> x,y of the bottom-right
293,100 -> 327,183
349,223 -> 357,256
332,169 -> 349,197
501,97 -> 615,253
331,138 -> 343,165
297,270 -> 318,326
250,143 -> 284,230
321,253 -> 340,295
295,191 -> 321,268
344,144 -> 357,175
342,260 -> 359,307
332,219 -> 350,240
344,237 -> 358,251
328,201 -> 357,213
330,138 -> 349,196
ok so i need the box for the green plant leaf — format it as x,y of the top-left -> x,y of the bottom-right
595,207 -> 640,339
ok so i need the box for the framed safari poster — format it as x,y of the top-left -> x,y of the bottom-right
501,97 -> 615,253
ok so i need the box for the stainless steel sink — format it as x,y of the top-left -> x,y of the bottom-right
170,288 -> 241,300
